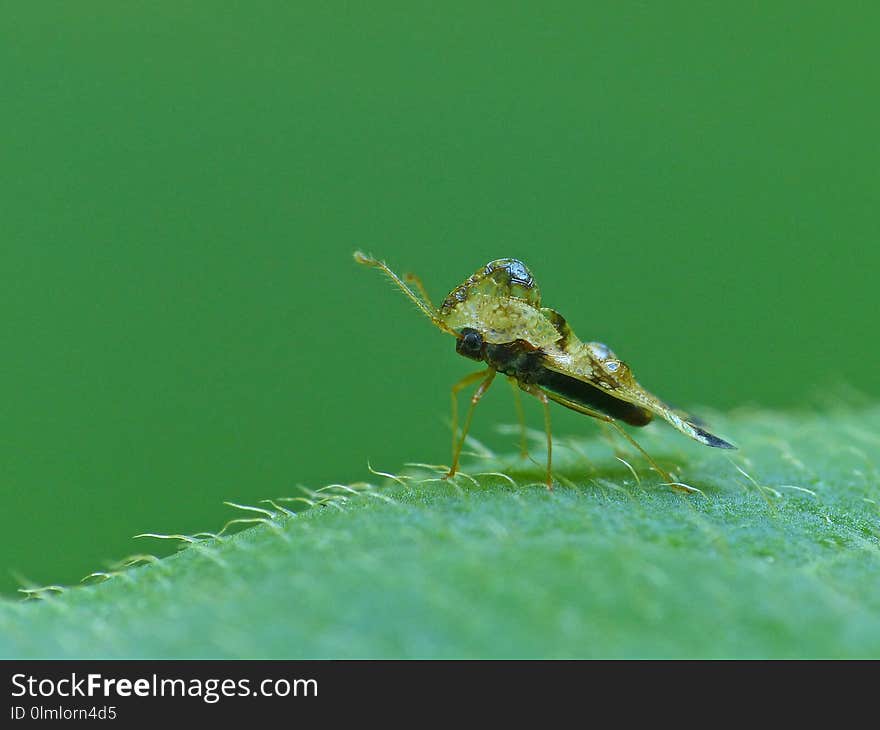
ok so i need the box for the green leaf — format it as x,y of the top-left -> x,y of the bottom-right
2,407 -> 879,658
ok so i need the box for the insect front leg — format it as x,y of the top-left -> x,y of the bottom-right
518,384 -> 553,491
447,369 -> 496,480
449,369 -> 489,461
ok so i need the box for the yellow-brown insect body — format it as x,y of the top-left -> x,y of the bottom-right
354,250 -> 733,491
437,257 -> 733,450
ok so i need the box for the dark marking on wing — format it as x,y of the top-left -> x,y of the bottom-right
534,367 -> 653,427
689,424 -> 736,449
540,308 -> 571,347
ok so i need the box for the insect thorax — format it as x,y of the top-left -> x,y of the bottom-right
439,259 -> 561,349
440,259 -> 541,312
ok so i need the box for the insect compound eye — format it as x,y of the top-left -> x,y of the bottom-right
456,328 -> 484,360
463,330 -> 482,352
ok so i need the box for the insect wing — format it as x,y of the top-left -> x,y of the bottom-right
538,347 -> 735,449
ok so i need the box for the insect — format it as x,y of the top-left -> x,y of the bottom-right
354,251 -> 734,491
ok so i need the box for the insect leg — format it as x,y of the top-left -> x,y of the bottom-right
539,391 -> 553,491
507,377 -> 529,458
597,421 -> 627,458
450,369 -> 490,461
518,384 -> 554,491
603,419 -> 675,487
404,271 -> 436,310
541,390 -> 681,489
447,369 -> 496,480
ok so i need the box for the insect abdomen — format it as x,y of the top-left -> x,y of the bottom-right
534,368 -> 653,427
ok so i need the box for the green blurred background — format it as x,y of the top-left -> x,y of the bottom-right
1,2 -> 877,596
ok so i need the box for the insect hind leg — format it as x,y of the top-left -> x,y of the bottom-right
602,419 -> 676,487
541,390 -> 694,492
518,383 -> 554,491
507,377 -> 530,459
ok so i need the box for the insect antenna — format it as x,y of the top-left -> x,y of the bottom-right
354,251 -> 460,337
